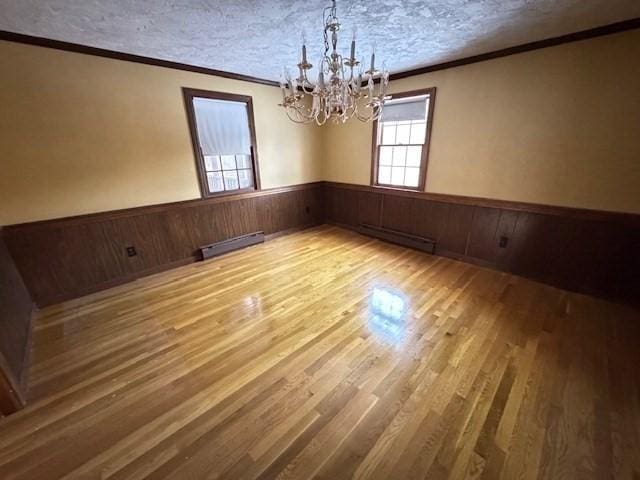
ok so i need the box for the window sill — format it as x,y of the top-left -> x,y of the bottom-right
371,183 -> 424,193
202,186 -> 258,199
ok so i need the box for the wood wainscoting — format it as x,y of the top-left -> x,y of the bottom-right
2,183 -> 323,307
2,180 -> 638,309
323,182 -> 640,307
0,230 -> 33,414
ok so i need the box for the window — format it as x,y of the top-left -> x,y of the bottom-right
371,88 -> 435,190
183,88 -> 260,197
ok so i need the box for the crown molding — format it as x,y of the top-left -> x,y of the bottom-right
0,30 -> 279,87
389,17 -> 640,81
1,17 -> 639,88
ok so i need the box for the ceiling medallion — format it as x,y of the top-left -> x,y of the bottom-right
278,0 -> 390,125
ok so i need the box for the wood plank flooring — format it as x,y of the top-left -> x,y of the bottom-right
0,225 -> 639,479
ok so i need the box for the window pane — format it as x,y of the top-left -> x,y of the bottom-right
396,123 -> 411,144
192,97 -> 251,157
391,167 -> 405,185
207,172 -> 224,192
236,154 -> 252,169
381,123 -> 396,145
238,169 -> 253,189
221,155 -> 236,170
204,155 -> 221,171
379,146 -> 393,166
410,122 -> 426,144
223,170 -> 239,190
405,167 -> 420,187
406,146 -> 422,167
392,146 -> 406,166
378,166 -> 391,184
383,98 -> 428,122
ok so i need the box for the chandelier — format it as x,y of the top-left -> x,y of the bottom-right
278,0 -> 390,125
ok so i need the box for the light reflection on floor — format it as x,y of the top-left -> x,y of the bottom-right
241,294 -> 264,324
368,287 -> 408,345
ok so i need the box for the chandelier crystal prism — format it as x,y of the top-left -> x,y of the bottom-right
278,0 -> 390,125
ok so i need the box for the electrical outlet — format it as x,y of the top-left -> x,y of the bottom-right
126,246 -> 137,257
499,236 -> 508,248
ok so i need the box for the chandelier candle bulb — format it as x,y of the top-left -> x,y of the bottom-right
279,70 -> 287,100
285,69 -> 294,94
301,31 -> 307,62
349,27 -> 357,61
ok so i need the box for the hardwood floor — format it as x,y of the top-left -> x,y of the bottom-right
0,225 -> 638,479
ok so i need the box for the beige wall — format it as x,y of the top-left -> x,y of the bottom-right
323,29 -> 640,214
2,30 -> 639,226
0,41 -> 323,225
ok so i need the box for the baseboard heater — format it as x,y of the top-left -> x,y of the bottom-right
357,224 -> 436,254
200,231 -> 265,260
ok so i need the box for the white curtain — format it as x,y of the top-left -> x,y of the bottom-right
193,97 -> 251,155
382,96 -> 429,122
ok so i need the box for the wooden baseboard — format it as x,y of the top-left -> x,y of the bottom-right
36,223 -> 323,307
0,351 -> 25,416
4,183 -> 323,307
334,221 -> 502,271
264,223 -> 321,241
37,256 -> 198,307
436,249 -> 500,270
324,183 -> 640,307
18,304 -> 35,396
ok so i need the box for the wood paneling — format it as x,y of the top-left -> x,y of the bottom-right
3,183 -> 323,307
324,182 -> 640,225
466,207 -> 501,261
4,180 -> 638,309
324,182 -> 640,306
439,204 -> 476,256
0,354 -> 24,416
0,231 -> 33,413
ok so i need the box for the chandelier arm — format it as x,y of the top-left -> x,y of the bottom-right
354,101 -> 383,122
355,110 -> 375,122
284,107 -> 316,124
315,112 -> 328,126
291,101 -> 314,120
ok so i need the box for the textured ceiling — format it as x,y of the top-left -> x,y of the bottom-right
1,0 -> 639,82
